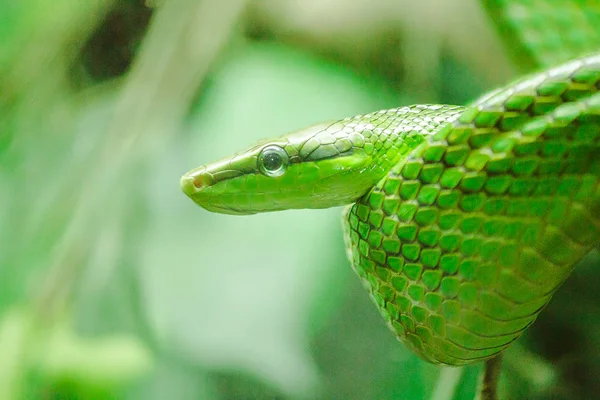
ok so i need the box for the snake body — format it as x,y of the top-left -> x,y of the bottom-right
343,54 -> 600,365
181,5 -> 600,367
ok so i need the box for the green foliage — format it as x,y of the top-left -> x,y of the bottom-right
1,1 -> 599,399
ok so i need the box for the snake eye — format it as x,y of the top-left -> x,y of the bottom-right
258,145 -> 289,177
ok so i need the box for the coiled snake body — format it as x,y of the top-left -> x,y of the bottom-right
181,3 -> 600,367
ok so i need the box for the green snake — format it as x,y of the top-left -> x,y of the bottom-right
181,2 -> 600,366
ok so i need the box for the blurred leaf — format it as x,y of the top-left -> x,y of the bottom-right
40,319 -> 153,386
0,309 -> 31,399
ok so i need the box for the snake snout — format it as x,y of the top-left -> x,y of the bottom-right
180,166 -> 215,197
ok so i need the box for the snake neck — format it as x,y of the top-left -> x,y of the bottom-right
343,105 -> 467,172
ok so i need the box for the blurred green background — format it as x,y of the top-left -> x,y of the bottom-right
1,0 -> 600,399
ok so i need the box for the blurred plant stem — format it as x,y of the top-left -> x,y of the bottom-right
37,0 -> 248,324
0,1 -> 115,397
430,365 -> 463,400
475,355 -> 502,400
2,0 -> 249,398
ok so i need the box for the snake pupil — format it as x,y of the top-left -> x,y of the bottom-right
258,145 -> 289,177
263,152 -> 282,171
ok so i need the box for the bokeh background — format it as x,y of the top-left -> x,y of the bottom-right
2,0 -> 600,399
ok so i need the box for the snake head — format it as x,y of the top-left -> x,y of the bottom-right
180,121 -> 397,215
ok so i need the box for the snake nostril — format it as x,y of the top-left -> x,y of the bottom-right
180,167 -> 215,197
192,174 -> 208,189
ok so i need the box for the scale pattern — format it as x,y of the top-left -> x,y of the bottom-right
343,52 -> 600,365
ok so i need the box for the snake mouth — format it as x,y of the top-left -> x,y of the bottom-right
202,205 -> 256,215
181,171 -> 256,215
